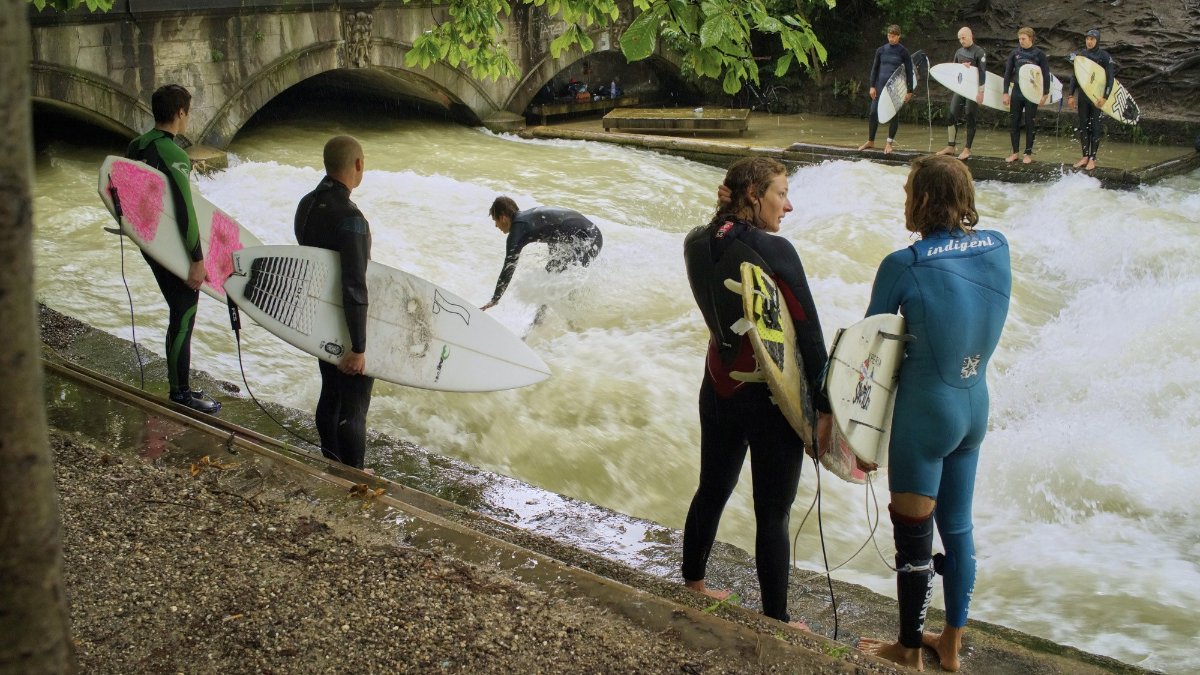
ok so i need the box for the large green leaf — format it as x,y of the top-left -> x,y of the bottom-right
619,4 -> 667,61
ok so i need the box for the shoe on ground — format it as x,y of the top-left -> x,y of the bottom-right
170,389 -> 222,415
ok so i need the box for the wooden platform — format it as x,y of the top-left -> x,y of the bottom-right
602,107 -> 750,135
528,96 -> 641,125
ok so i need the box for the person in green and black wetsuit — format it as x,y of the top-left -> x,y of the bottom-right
125,84 -> 220,414
481,196 -> 602,311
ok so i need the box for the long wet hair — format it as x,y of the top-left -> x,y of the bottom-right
905,154 -> 978,238
715,157 -> 787,229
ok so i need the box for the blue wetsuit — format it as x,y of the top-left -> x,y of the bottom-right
866,228 -> 1011,630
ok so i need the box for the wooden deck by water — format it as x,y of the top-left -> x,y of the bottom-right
602,107 -> 750,135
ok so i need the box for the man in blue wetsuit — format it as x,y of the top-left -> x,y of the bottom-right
481,196 -> 602,310
295,136 -> 374,470
936,27 -> 987,161
682,157 -> 831,627
857,24 -> 915,155
125,84 -> 220,414
857,155 -> 1011,672
1002,26 -> 1051,164
1067,29 -> 1115,171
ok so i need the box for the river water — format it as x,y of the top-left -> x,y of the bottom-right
32,111 -> 1199,672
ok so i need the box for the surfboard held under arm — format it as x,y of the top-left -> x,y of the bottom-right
224,245 -> 550,392
97,155 -> 263,301
824,313 -> 907,472
727,262 -> 864,483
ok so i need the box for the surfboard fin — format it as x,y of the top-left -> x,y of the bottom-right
723,278 -> 742,294
103,226 -> 125,236
878,331 -> 915,342
729,317 -> 754,335
730,369 -> 766,383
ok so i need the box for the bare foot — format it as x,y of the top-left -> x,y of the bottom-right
936,146 -> 955,156
1086,159 -> 1097,171
1073,157 -> 1089,169
884,142 -> 895,154
1022,154 -> 1033,164
1005,153 -> 1019,163
857,141 -> 875,151
922,627 -> 965,672
788,619 -> 812,632
857,637 -> 923,670
958,148 -> 972,160
684,579 -> 732,602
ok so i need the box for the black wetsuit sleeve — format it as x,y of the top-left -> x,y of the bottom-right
1103,52 -> 1115,97
756,236 -> 831,414
490,231 -> 524,305
903,49 -> 916,90
869,48 -> 882,89
338,216 -> 371,353
975,48 -> 987,86
1003,52 -> 1017,90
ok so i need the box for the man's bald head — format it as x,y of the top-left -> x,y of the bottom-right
323,135 -> 364,189
958,27 -> 974,48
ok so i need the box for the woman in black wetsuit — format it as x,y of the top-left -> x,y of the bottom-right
681,157 -> 832,627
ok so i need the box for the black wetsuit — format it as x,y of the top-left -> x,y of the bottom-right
295,176 -> 374,469
489,207 -> 602,305
681,217 -> 830,622
1003,46 -> 1051,156
867,43 -> 916,143
1069,48 -> 1115,160
946,44 -> 988,150
125,130 -> 202,396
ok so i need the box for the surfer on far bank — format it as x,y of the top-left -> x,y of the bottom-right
481,197 -> 603,311
294,136 -> 375,470
681,157 -> 832,629
1067,29 -> 1115,171
856,155 -> 1011,672
857,24 -> 916,155
936,27 -> 987,161
1002,27 -> 1051,164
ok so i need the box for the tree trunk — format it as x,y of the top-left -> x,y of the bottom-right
0,2 -> 76,673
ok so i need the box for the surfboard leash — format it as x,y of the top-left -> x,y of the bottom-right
107,184 -> 147,391
224,297 -> 331,460
809,442 -> 842,640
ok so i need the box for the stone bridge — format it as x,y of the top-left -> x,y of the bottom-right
30,0 -> 680,149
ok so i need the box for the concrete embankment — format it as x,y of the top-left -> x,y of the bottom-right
40,306 -> 1156,674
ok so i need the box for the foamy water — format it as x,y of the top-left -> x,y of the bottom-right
33,119 -> 1200,672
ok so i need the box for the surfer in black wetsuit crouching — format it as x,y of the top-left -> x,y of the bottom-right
680,157 -> 832,629
481,196 -> 603,311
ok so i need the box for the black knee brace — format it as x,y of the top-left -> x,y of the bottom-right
891,506 -> 935,648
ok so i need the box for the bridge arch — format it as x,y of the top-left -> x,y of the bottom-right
30,63 -> 150,138
200,40 -> 503,148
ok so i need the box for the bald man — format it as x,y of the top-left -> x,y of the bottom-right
294,135 -> 375,469
937,27 -> 988,160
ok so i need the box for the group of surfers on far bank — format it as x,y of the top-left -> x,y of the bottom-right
858,23 -> 1118,171
126,82 -> 1008,672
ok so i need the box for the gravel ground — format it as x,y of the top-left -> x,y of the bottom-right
52,432 -> 797,674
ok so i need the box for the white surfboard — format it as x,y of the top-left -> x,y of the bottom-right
97,155 -> 263,301
929,62 -> 1009,112
877,50 -> 924,124
1017,63 -> 1063,104
724,263 -> 862,483
225,245 -> 550,392
1071,53 -> 1140,125
825,313 -> 907,469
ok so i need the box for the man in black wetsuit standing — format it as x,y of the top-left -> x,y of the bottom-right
1067,29 -> 1115,171
857,24 -> 915,155
936,27 -> 987,161
481,196 -> 603,310
294,136 -> 374,470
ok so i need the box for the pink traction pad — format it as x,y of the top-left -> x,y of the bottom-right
205,211 -> 246,296
108,161 -> 166,242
